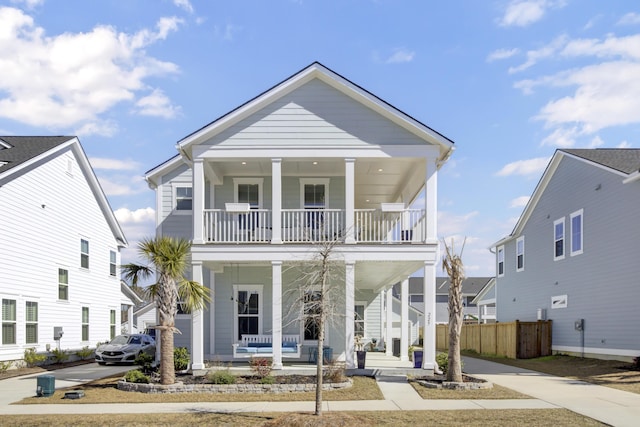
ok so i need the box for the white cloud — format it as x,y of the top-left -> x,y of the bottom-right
10,0 -> 43,9
386,48 -> 415,64
90,157 -> 141,170
215,24 -> 242,41
135,89 -> 181,118
0,7 -> 181,134
498,0 -> 566,27
438,211 -> 479,238
97,174 -> 147,197
618,12 -> 640,26
587,135 -> 604,148
486,48 -> 519,62
617,140 -> 633,148
74,120 -> 118,137
509,35 -> 568,73
115,207 -> 156,224
495,157 -> 550,177
173,0 -> 194,13
510,196 -> 530,208
115,207 -> 156,266
540,127 -> 578,147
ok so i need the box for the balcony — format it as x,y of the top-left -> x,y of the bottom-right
202,208 -> 427,244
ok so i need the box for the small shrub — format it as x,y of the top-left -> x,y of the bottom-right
207,369 -> 236,384
135,352 -> 154,374
50,348 -> 69,364
436,352 -> 448,374
323,359 -> 346,383
75,346 -> 93,360
124,369 -> 149,384
24,348 -> 47,368
174,347 -> 190,371
249,357 -> 272,378
260,375 -> 275,384
0,360 -> 12,373
633,356 -> 640,369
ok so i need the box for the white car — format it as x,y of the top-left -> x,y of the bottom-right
95,333 -> 156,365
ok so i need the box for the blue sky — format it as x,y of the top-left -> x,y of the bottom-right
2,0 -> 640,276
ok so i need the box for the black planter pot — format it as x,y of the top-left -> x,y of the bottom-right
356,350 -> 366,369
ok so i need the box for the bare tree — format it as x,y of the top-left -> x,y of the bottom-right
442,238 -> 466,383
284,238 -> 344,416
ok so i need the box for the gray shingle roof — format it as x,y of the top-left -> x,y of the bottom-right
406,277 -> 493,296
0,136 -> 75,175
562,149 -> 640,175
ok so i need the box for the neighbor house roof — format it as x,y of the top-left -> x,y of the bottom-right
0,136 -> 128,248
403,277 -> 493,297
491,148 -> 640,248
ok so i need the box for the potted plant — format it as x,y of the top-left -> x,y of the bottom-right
355,335 -> 366,369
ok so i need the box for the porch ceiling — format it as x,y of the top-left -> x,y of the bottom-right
210,157 -> 425,209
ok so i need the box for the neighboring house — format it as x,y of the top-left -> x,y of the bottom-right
491,149 -> 640,362
145,62 -> 455,370
120,281 -> 144,334
131,302 -> 191,349
0,136 -> 128,363
470,278 -> 496,324
395,277 -> 493,324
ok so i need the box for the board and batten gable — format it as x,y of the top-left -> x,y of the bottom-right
0,143 -> 125,362
495,153 -> 640,360
197,79 -> 428,149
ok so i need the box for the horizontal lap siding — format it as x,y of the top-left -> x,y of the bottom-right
159,164 -> 192,239
496,155 -> 640,357
204,80 -> 425,147
0,149 -> 122,361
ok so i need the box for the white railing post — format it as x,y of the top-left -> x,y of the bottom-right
271,159 -> 282,244
345,159 -> 355,244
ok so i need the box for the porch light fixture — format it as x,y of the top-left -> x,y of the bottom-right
378,168 -> 383,172
313,161 -> 318,165
241,161 -> 247,165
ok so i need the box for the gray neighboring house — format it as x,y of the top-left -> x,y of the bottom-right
395,277 -> 493,324
491,149 -> 640,362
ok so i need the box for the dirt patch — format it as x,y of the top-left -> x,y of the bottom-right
410,373 -> 492,390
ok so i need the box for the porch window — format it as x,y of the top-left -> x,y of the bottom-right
80,239 -> 89,269
497,246 -> 505,277
554,218 -> 565,260
570,209 -> 583,256
354,303 -> 365,337
2,299 -> 16,345
516,236 -> 524,272
58,268 -> 69,300
303,290 -> 322,341
233,285 -> 263,341
81,307 -> 89,341
26,301 -> 38,344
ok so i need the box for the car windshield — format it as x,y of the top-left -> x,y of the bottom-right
110,335 -> 129,345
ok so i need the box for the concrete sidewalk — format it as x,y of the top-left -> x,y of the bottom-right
2,358 -> 640,427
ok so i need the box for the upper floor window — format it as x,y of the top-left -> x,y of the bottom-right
516,236 -> 525,272
175,186 -> 193,211
234,178 -> 263,209
300,178 -> 329,209
570,209 -> 583,256
109,250 -> 117,277
2,299 -> 16,345
80,239 -> 89,269
58,268 -> 69,300
497,246 -> 505,277
554,217 -> 565,261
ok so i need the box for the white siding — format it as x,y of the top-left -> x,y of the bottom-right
0,147 -> 122,362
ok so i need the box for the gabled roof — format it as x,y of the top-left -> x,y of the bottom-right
471,278 -> 496,305
0,136 -> 128,248
403,277 -> 492,296
175,62 -> 455,161
492,148 -> 640,248
121,281 -> 144,306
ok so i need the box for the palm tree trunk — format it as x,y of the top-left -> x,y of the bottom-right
158,274 -> 178,385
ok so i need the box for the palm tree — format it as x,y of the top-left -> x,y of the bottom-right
442,238 -> 466,383
121,236 -> 210,385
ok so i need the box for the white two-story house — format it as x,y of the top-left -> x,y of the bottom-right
146,63 -> 455,371
0,136 -> 128,364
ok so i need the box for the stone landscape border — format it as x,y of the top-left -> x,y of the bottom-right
118,379 -> 352,394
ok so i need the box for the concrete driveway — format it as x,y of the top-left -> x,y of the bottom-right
0,362 -> 131,406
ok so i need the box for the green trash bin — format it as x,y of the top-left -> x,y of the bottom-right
37,374 -> 55,397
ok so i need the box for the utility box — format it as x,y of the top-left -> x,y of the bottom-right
53,327 -> 63,340
575,319 -> 584,331
36,375 -> 55,397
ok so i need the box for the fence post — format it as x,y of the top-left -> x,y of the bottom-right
514,320 -> 521,359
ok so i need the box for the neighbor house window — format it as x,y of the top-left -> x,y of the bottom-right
409,294 -> 424,304
233,285 -> 263,341
354,303 -> 365,337
516,236 -> 525,272
497,246 -> 505,277
58,268 -> 69,300
110,310 -> 116,339
80,239 -> 89,269
2,299 -> 16,345
175,186 -> 193,211
554,217 -> 565,261
81,307 -> 89,341
25,301 -> 38,344
570,209 -> 583,256
109,250 -> 117,276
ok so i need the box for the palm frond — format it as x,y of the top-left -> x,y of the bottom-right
120,263 -> 153,288
177,279 -> 211,313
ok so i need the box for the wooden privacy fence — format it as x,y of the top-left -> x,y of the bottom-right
436,320 -> 552,359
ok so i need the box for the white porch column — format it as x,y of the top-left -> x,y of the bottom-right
422,263 -> 436,370
385,288 -> 393,356
344,158 -> 356,244
271,159 -> 282,244
193,158 -> 205,244
209,267 -> 216,356
271,261 -> 283,369
127,305 -> 134,333
191,261 -> 205,370
400,278 -> 409,361
425,157 -> 437,242
345,261 -> 355,368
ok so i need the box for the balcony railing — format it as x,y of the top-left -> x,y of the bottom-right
202,208 -> 426,244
